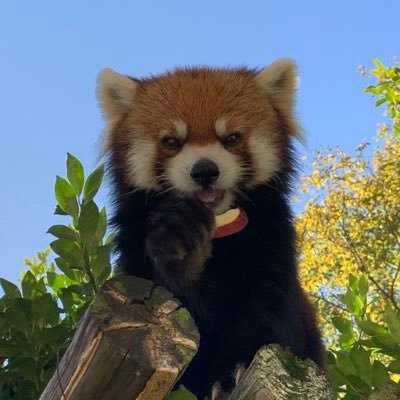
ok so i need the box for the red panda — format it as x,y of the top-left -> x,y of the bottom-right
97,59 -> 325,399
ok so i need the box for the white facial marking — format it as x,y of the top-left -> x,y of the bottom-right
126,137 -> 160,189
247,130 -> 281,187
172,119 -> 188,141
214,117 -> 229,138
167,143 -> 241,213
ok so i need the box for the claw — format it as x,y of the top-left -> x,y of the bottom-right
210,382 -> 229,400
234,364 -> 246,386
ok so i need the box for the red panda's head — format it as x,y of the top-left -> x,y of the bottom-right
97,59 -> 302,214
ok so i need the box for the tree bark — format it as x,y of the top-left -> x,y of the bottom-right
40,276 -> 199,400
369,382 -> 400,400
229,344 -> 333,400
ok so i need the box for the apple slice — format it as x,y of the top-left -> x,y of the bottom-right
214,208 -> 248,238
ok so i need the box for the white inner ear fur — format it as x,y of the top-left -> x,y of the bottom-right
255,59 -> 304,142
96,68 -> 137,155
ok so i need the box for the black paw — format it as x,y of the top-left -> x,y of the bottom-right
145,198 -> 214,283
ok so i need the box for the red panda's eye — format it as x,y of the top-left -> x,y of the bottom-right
223,132 -> 242,147
162,136 -> 181,150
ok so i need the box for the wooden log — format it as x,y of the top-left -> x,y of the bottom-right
369,382 -> 400,400
229,344 -> 333,400
40,276 -> 199,400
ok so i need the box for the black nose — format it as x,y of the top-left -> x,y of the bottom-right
191,159 -> 220,185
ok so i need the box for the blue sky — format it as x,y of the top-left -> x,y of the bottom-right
0,1 -> 399,285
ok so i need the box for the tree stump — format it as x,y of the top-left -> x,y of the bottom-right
369,382 -> 400,400
230,344 -> 333,400
40,276 -> 199,400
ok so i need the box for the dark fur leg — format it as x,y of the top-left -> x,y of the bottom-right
145,197 -> 215,289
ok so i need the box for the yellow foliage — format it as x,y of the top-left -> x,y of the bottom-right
297,131 -> 400,343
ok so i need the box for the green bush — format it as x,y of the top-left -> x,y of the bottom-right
328,274 -> 400,399
0,154 -> 112,399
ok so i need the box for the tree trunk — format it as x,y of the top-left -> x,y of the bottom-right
40,276 -> 199,400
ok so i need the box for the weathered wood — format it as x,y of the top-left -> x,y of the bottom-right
369,382 -> 400,400
229,344 -> 333,400
40,276 -> 199,400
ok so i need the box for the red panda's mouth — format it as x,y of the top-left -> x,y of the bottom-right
194,188 -> 225,207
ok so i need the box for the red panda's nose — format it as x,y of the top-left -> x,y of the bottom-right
191,159 -> 220,186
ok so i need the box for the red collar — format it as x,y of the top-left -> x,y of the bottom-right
214,208 -> 248,238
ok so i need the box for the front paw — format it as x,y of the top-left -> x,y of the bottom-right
145,199 -> 214,283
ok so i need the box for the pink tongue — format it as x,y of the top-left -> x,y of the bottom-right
195,188 -> 218,203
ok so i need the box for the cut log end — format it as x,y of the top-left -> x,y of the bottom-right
40,276 -> 199,400
229,344 -> 333,400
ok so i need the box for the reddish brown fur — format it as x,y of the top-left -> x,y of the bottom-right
111,67 -> 286,188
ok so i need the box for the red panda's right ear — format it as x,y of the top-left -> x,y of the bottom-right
97,68 -> 137,122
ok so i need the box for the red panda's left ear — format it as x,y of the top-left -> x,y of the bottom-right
255,59 -> 304,142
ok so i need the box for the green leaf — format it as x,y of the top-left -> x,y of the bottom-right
353,295 -> 365,316
371,361 -> 390,386
54,257 -> 78,281
332,317 -> 353,335
78,201 -> 99,243
54,176 -> 79,218
14,298 -> 32,320
39,325 -> 70,346
373,57 -> 385,69
345,374 -> 371,395
357,319 -> 387,336
21,271 -> 37,299
96,207 -> 108,241
47,225 -> 79,241
371,335 -> 400,357
50,239 -> 84,267
341,291 -> 356,313
67,153 -> 85,196
4,306 -> 29,333
59,288 -> 74,314
358,275 -> 368,297
0,279 -> 21,299
17,358 -> 39,386
47,272 -> 66,293
365,85 -> 380,95
32,294 -> 59,325
335,352 -> 357,375
375,97 -> 386,107
167,385 -> 198,400
387,359 -> 400,373
327,363 -> 346,391
0,339 -> 20,357
385,306 -> 400,343
83,164 -> 104,202
0,314 -> 9,333
54,204 -> 68,215
339,332 -> 356,349
348,274 -> 358,291
349,347 -> 372,386
12,380 -> 38,400
91,244 -> 112,279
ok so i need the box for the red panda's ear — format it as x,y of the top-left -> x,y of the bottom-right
97,68 -> 137,122
255,59 -> 304,142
